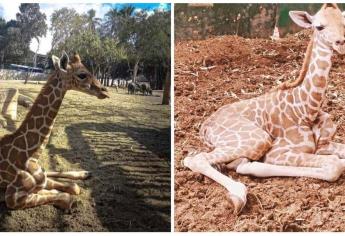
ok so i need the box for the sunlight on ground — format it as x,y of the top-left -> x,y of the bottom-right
0,80 -> 171,232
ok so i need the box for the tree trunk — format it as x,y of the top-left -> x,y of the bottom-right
34,37 -> 40,67
108,66 -> 112,87
103,68 -> 107,86
24,58 -> 28,85
162,68 -> 170,105
156,65 -> 160,89
0,52 -> 4,67
91,62 -> 95,75
106,67 -> 110,87
133,59 -> 140,83
99,67 -> 104,85
154,65 -> 158,90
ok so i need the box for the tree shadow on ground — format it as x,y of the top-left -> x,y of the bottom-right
48,122 -> 171,232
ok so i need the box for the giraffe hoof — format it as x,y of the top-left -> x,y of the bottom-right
181,150 -> 198,168
228,194 -> 246,215
55,193 -> 74,209
80,171 -> 92,180
69,183 -> 81,195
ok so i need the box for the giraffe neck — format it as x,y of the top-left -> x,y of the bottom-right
296,34 -> 333,122
11,73 -> 67,159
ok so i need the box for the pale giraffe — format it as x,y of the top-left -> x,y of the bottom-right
0,52 -> 109,209
184,3 -> 345,214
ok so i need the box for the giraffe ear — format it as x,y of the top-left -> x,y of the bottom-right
52,55 -> 61,70
289,11 -> 313,28
70,52 -> 81,64
60,51 -> 69,70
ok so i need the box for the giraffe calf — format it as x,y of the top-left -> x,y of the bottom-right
0,52 -> 109,210
184,4 -> 345,214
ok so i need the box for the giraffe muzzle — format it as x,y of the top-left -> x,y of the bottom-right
97,87 -> 110,99
333,43 -> 345,54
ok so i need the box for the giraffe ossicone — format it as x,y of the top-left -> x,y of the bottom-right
184,3 -> 345,214
0,52 -> 109,209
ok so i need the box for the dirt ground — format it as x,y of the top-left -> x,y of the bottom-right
0,80 -> 170,232
174,30 -> 345,232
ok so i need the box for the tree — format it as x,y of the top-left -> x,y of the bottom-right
0,20 -> 27,64
50,8 -> 87,50
50,5 -> 169,93
0,4 -> 47,66
0,18 -> 7,65
104,6 -> 142,81
51,9 -> 127,84
86,9 -> 101,32
141,10 -> 171,104
16,3 -> 47,42
99,37 -> 127,86
104,6 -> 135,39
16,3 -> 47,68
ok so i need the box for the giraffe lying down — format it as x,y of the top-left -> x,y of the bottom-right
184,3 -> 345,214
0,52 -> 109,209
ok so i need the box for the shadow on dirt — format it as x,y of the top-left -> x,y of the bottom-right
48,122 -> 171,232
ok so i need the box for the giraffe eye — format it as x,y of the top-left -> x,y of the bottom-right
316,25 -> 325,31
77,73 -> 87,80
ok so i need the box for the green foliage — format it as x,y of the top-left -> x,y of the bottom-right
50,8 -> 88,49
1,4 -> 170,91
142,10 -> 171,66
50,8 -> 128,77
103,6 -> 171,83
0,4 -> 47,65
104,6 -> 136,40
16,3 -> 47,42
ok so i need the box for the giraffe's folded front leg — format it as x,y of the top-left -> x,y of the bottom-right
5,172 -> 75,209
186,119 -> 272,214
46,178 -> 81,195
46,171 -> 91,180
6,190 -> 74,209
316,141 -> 345,159
184,152 -> 247,215
312,111 -> 345,157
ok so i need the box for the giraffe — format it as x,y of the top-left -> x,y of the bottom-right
0,88 -> 33,129
183,3 -> 345,214
0,52 -> 109,209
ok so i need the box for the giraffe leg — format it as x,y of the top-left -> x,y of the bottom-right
184,121 -> 272,214
5,171 -> 74,209
45,178 -> 81,195
316,142 -> 345,159
184,150 -> 247,215
311,111 -> 345,158
237,152 -> 344,182
25,158 -> 85,195
6,189 -> 74,210
46,171 -> 91,180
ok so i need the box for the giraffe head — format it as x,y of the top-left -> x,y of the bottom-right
52,52 -> 109,99
289,3 -> 345,54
